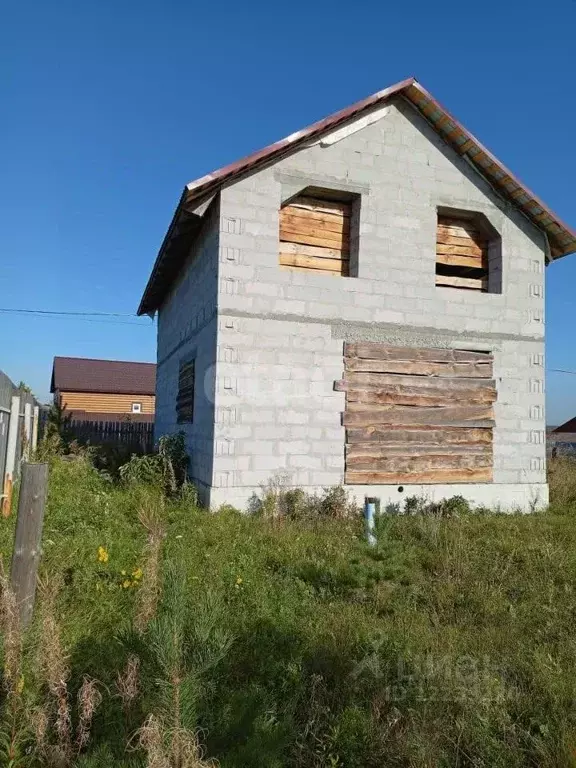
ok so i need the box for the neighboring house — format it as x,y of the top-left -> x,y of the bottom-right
51,357 -> 156,422
138,77 -> 576,510
550,418 -> 576,455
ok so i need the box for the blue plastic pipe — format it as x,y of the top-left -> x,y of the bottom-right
364,497 -> 377,547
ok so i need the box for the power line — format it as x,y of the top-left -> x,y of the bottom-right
548,368 -> 576,376
0,307 -> 153,327
0,307 -> 141,318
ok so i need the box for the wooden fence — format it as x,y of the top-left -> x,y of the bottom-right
1,370 -> 41,516
68,419 -> 154,453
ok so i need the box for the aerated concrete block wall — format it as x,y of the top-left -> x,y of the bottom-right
155,202 -> 219,503
210,97 -> 547,511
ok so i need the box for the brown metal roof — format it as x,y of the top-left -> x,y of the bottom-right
138,77 -> 576,315
51,357 -> 156,395
554,417 -> 576,434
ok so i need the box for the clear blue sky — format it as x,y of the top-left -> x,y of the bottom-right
1,0 -> 575,423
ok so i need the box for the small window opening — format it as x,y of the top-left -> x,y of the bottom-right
177,359 -> 195,424
279,192 -> 353,277
131,402 -> 142,414
436,211 -> 502,293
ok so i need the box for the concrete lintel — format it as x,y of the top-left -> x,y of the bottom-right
275,170 -> 370,204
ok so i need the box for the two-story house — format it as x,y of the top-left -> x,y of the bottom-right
138,77 -> 576,510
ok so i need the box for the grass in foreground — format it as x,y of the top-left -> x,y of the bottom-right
1,456 -> 576,766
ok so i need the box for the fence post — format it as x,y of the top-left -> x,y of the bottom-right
32,405 -> 40,454
10,462 -> 49,627
23,402 -> 32,460
1,395 -> 21,517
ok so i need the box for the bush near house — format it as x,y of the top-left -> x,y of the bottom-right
1,455 -> 576,766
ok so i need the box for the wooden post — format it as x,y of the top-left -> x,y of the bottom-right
32,405 -> 40,454
11,462 -> 49,627
23,402 -> 32,460
1,395 -> 20,517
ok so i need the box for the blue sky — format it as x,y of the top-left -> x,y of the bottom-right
1,0 -> 575,423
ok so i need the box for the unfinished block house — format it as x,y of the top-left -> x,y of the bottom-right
138,77 -> 576,510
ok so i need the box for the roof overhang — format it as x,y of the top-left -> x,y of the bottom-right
138,77 -> 576,315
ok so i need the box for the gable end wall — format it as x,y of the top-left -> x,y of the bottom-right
210,97 -> 547,510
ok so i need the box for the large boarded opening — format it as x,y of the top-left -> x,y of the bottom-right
279,195 -> 351,276
336,343 -> 496,484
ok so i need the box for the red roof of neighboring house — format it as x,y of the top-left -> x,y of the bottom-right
138,76 -> 576,315
554,417 -> 576,434
51,357 -> 156,396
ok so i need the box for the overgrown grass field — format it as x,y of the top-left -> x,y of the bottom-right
1,454 -> 576,766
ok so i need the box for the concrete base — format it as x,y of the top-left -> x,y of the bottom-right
206,482 -> 549,514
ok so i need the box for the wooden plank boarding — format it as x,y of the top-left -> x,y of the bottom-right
343,403 -> 494,428
279,196 -> 350,277
345,425 -> 492,445
345,358 -> 493,377
346,468 -> 492,485
343,343 -> 491,364
436,275 -> 488,291
338,372 -> 496,392
436,214 -> 489,293
342,385 -> 496,407
346,443 -> 492,458
340,343 -> 496,485
346,454 -> 492,471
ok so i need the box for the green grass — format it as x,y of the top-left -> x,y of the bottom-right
2,455 -> 576,766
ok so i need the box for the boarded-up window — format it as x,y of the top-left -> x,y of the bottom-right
176,359 -> 195,424
279,196 -> 350,276
436,215 -> 489,291
337,342 -> 496,484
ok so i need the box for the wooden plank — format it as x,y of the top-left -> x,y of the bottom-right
343,343 -> 491,364
343,385 -> 496,407
280,241 -> 349,260
343,403 -> 494,427
280,226 -> 346,250
346,453 -> 492,471
437,225 -> 485,244
345,425 -> 492,445
346,443 -> 492,458
340,372 -> 496,391
280,210 -> 350,236
436,242 -> 485,258
345,358 -> 493,378
438,216 -> 479,232
436,232 -> 486,252
345,467 -> 492,485
436,274 -> 488,291
279,253 -> 346,273
436,252 -> 487,270
280,264 -> 347,277
288,196 -> 350,216
281,204 -> 348,229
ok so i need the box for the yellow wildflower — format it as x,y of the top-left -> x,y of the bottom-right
122,579 -> 131,589
121,570 -> 126,576
97,546 -> 109,563
236,576 -> 243,585
16,675 -> 24,694
132,567 -> 143,580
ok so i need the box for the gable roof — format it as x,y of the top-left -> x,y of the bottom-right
554,417 -> 576,434
138,76 -> 576,315
51,357 -> 156,396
